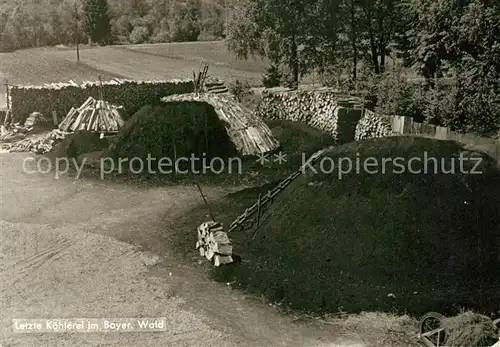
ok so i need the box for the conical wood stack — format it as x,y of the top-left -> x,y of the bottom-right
58,97 -> 124,133
196,221 -> 233,266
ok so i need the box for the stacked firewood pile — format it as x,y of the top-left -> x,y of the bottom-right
8,78 -> 193,124
196,221 -> 233,266
4,129 -> 69,154
58,97 -> 124,132
256,89 -> 364,141
24,112 -> 50,127
355,109 -> 395,140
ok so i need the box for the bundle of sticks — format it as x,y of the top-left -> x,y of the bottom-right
193,62 -> 209,94
196,221 -> 233,266
58,97 -> 124,133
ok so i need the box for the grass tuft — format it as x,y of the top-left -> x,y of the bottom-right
442,311 -> 499,346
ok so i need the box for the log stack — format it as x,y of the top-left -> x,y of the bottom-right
355,109 -> 395,140
24,112 -> 50,128
58,97 -> 125,133
196,221 -> 233,266
4,129 -> 70,154
255,89 -> 365,142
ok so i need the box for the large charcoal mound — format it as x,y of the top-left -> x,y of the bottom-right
217,136 -> 500,315
106,102 -> 238,170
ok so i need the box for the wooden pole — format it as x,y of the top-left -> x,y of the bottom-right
74,2 -> 80,62
98,75 -> 103,100
194,182 -> 216,221
172,139 -> 177,174
5,80 -> 10,111
255,193 -> 262,228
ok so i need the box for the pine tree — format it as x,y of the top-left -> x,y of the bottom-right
82,0 -> 111,45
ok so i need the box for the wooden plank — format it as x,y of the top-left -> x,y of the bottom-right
420,327 -> 445,337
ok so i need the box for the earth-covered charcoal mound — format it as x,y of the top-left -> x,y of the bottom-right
105,102 -> 238,172
215,137 -> 500,316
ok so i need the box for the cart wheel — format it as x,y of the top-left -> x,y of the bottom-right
419,312 -> 446,346
494,318 -> 500,337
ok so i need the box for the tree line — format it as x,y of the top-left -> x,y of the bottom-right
0,0 -> 226,50
225,0 -> 500,136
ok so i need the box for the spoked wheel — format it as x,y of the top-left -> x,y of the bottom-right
419,312 -> 446,346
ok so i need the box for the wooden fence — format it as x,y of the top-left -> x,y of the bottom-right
387,115 -> 500,163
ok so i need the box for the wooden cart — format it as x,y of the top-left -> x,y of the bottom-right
417,312 -> 500,347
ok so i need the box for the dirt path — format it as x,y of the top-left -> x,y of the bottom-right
0,153 -> 364,347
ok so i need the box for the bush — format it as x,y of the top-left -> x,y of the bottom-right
262,64 -> 282,88
360,63 -> 500,137
374,72 -> 427,122
129,26 -> 150,44
454,71 -> 500,137
228,80 -> 252,102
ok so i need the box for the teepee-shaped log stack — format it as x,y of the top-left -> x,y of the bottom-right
196,221 -> 233,266
58,96 -> 124,133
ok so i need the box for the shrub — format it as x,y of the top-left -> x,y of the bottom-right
129,26 -> 150,44
228,80 -> 252,102
262,64 -> 282,88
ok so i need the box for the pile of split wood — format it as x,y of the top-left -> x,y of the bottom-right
256,89 -> 365,141
196,221 -> 233,266
4,129 -> 69,154
355,109 -> 394,140
58,97 -> 124,133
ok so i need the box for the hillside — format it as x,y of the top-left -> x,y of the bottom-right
0,0 -> 228,50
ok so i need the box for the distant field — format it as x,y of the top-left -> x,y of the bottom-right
121,41 -> 269,74
0,41 -> 269,108
0,49 -> 121,107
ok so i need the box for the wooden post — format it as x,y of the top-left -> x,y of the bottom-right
5,81 -> 10,111
52,111 -> 58,126
194,182 -> 216,221
98,75 -> 103,100
256,193 -> 262,228
74,2 -> 80,62
172,140 -> 177,174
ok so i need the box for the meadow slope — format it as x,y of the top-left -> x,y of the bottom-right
0,42 -> 267,108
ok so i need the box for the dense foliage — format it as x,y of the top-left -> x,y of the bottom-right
226,0 -> 500,136
0,0 -> 226,49
82,0 -> 111,44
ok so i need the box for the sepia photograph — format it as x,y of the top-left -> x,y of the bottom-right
0,0 -> 499,346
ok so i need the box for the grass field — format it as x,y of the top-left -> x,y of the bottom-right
0,41 -> 269,108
